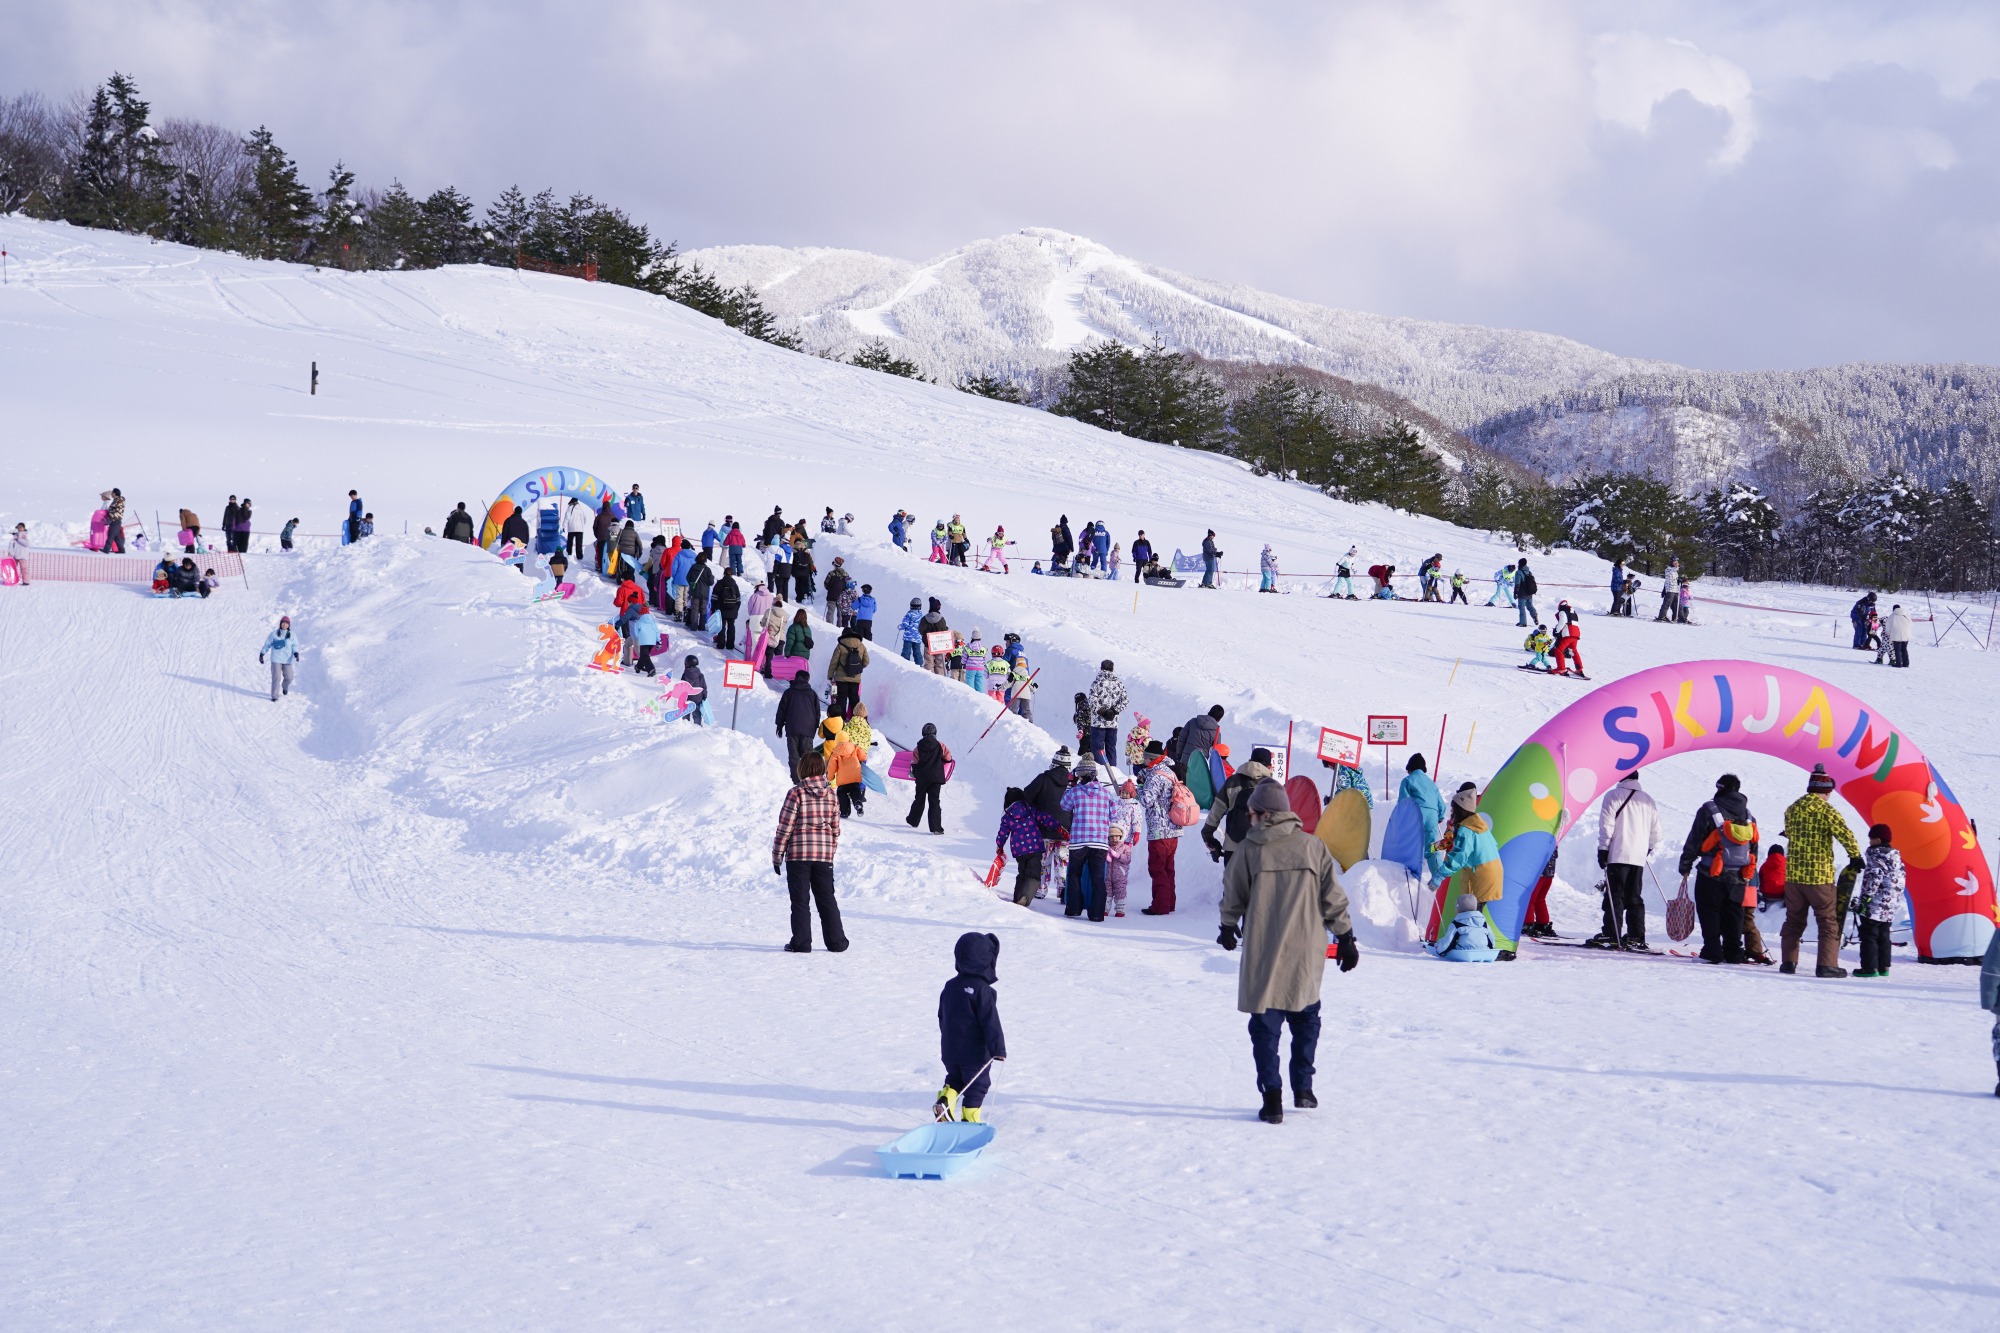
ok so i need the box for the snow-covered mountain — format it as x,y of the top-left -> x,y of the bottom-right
687,228 -> 1673,424
693,229 -> 2000,503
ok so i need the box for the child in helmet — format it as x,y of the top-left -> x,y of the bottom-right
1524,625 -> 1554,671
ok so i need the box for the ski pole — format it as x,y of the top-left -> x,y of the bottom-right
965,668 -> 1037,756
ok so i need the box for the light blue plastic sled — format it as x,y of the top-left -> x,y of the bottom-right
876,1122 -> 995,1180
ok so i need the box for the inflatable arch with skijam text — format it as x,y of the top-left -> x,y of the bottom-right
1476,660 -> 1995,961
479,466 -> 625,549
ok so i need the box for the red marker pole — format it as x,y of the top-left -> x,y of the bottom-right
966,668 -> 1038,756
1434,713 -> 1447,777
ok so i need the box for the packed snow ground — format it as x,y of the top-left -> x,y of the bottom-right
4,218 -> 2000,1330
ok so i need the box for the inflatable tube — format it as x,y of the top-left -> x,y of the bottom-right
1478,660 -> 1995,960
480,466 -> 625,549
1317,787 -> 1371,870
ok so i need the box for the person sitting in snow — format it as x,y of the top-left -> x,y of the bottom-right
1431,893 -> 1499,960
936,931 -> 1006,1122
1523,625 -> 1554,671
679,653 -> 706,723
197,566 -> 219,598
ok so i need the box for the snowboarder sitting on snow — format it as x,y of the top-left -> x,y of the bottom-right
1431,893 -> 1500,961
1523,625 -> 1554,670
936,931 -> 1006,1123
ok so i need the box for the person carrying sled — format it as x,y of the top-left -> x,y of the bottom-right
260,616 -> 301,701
906,723 -> 951,834
679,654 -> 706,724
1217,779 -> 1358,1123
1778,764 -> 1862,978
1398,753 -> 1448,870
935,932 -> 1006,1123
997,786 -> 1063,907
1203,747 -> 1276,867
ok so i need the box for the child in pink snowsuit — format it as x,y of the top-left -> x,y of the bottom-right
1106,780 -> 1140,917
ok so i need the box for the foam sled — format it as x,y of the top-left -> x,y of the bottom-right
706,609 -> 722,635
887,750 -> 956,783
1285,776 -> 1322,833
861,763 -> 887,794
1380,798 -> 1428,878
877,1121 -> 994,1180
87,508 -> 108,551
1185,748 -> 1216,808
1317,787 -> 1371,871
1207,748 -> 1231,797
766,654 -> 810,684
975,851 -> 1006,889
0,557 -> 19,587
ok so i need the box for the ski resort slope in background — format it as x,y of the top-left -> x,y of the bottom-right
4,217 -> 2000,1330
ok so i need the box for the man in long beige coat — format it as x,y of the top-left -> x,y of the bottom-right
1219,780 -> 1359,1124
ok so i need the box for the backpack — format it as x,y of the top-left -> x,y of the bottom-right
1168,779 -> 1201,828
1703,816 -> 1758,877
840,642 -> 865,676
1222,775 -> 1255,845
1518,570 -> 1538,597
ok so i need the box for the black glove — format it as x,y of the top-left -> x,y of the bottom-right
1217,923 -> 1238,951
1847,858 -> 1866,876
1335,932 -> 1360,973
1596,847 -> 1609,868
1203,835 -> 1222,863
772,861 -> 783,877
258,654 -> 265,664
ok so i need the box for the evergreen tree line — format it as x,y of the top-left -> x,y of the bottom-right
0,75 -> 794,347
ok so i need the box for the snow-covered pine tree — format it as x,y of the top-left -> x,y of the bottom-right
233,126 -> 315,261
313,162 -> 363,268
956,372 -> 1027,403
848,341 -> 925,378
63,74 -> 176,236
1702,482 -> 1783,580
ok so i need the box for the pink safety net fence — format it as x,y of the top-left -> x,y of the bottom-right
17,549 -> 246,584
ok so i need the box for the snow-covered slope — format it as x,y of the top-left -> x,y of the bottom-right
5,216 -> 2000,1329
689,228 -> 1673,424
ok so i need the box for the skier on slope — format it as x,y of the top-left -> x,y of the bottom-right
1330,546 -> 1359,599
1488,562 -> 1516,608
1259,544 -> 1279,593
1550,600 -> 1586,678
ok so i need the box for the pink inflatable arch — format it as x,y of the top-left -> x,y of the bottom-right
1478,660 -> 1995,960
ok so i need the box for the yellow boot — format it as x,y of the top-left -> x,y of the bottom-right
961,1106 -> 984,1124
933,1086 -> 963,1122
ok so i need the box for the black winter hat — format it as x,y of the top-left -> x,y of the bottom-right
1808,764 -> 1835,794
1208,704 -> 1225,721
685,654 -> 698,666
1407,753 -> 1427,773
928,597 -> 941,612
1101,659 -> 1115,671
1716,773 -> 1742,793
1250,747 -> 1273,766
1145,739 -> 1166,756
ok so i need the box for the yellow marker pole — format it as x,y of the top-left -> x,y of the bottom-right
1132,586 -> 1140,615
1448,657 -> 1461,687
1466,720 -> 1477,753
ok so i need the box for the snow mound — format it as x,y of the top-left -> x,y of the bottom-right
1339,858 -> 1432,954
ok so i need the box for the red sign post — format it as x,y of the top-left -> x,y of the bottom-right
722,659 -> 757,730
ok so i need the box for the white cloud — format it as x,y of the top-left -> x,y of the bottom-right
1591,30 -> 1757,164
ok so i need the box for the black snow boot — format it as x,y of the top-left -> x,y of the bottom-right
1816,965 -> 1849,979
1294,1088 -> 1318,1110
1259,1088 -> 1284,1124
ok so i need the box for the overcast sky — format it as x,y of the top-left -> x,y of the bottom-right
7,0 -> 2000,370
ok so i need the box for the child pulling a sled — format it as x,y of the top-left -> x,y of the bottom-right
936,932 -> 1006,1122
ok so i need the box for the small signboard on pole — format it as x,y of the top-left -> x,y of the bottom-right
1366,714 -> 1408,798
1317,727 -> 1364,770
924,629 -> 953,657
722,658 -> 756,730
656,517 -> 683,539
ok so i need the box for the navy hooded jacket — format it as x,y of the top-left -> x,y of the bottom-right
938,932 -> 1006,1070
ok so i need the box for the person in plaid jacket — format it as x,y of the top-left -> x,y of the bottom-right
1778,764 -> 1862,977
1061,762 -> 1120,921
774,752 -> 848,953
